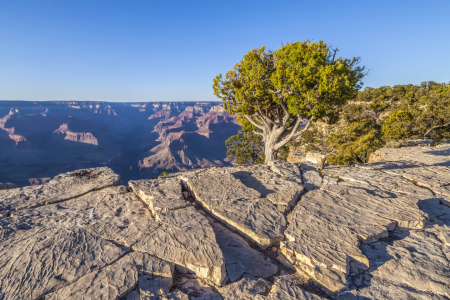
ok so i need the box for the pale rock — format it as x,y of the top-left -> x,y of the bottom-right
338,278 -> 447,300
368,144 -> 450,166
267,278 -> 326,299
300,162 -> 323,191
324,184 -> 427,229
133,206 -> 226,286
0,167 -> 120,217
366,230 -> 450,297
160,289 -> 190,300
219,164 -> 304,212
326,165 -> 434,198
297,190 -> 395,243
217,274 -> 269,299
268,160 -> 303,184
208,217 -> 277,282
185,171 -> 286,249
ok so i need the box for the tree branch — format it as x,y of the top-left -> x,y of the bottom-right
253,131 -> 264,136
245,114 -> 264,130
423,121 -> 450,138
274,116 -> 314,150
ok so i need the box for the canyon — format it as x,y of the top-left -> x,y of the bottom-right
0,101 -> 240,187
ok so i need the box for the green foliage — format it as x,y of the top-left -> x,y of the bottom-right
160,171 -> 168,176
382,110 -> 414,141
303,81 -> 450,166
225,115 -> 265,166
213,40 -> 365,120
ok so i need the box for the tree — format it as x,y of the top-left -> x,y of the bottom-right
213,40 -> 365,164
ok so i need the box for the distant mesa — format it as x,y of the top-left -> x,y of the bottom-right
0,109 -> 26,145
53,123 -> 99,145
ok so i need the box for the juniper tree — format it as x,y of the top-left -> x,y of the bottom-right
213,40 -> 365,163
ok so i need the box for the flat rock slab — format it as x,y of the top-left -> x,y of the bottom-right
368,144 -> 450,166
338,278 -> 448,300
325,165 -> 433,198
358,161 -> 450,189
0,167 -> 120,217
129,177 -> 184,200
296,190 -> 395,244
364,230 -> 450,297
267,278 -> 326,300
186,171 -> 286,249
324,184 -> 427,229
300,162 -> 323,191
47,252 -> 174,300
281,205 -> 368,293
208,217 -> 277,282
1,184 -> 225,296
217,274 -> 269,299
268,160 -> 303,184
133,206 -> 226,286
219,164 -> 304,212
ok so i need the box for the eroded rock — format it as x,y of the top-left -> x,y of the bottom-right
0,167 -> 120,217
185,170 -> 286,250
268,278 -> 326,299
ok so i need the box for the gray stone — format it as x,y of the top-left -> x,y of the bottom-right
281,207 -> 368,293
160,289 -> 190,300
0,167 -> 120,217
129,177 -> 183,200
0,182 -> 17,190
268,160 -> 303,184
296,190 -> 396,243
46,252 -> 174,300
368,143 -> 450,166
268,278 -> 326,299
324,184 -> 427,229
185,171 -> 286,250
217,274 -> 269,299
300,162 -> 323,191
338,278 -> 447,300
325,165 -> 434,198
133,206 -> 226,286
365,230 -> 450,297
126,290 -> 140,300
219,164 -> 304,212
208,217 -> 278,282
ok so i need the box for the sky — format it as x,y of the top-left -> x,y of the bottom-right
0,0 -> 449,102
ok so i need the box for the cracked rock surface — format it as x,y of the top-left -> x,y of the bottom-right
2,146 -> 450,299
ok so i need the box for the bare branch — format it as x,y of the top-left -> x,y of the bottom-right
274,116 -> 314,150
245,114 -> 264,130
253,131 -> 264,136
424,121 -> 450,138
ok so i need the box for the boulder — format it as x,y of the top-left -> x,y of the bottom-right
267,277 -> 326,300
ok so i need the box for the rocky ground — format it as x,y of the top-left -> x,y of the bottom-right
1,143 -> 450,299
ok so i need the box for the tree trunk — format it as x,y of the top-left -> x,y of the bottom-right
263,131 -> 281,164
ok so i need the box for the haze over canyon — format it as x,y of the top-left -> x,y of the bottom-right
0,101 -> 240,186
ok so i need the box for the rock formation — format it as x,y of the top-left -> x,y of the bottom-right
54,123 -> 99,145
1,142 -> 450,299
0,108 -> 26,145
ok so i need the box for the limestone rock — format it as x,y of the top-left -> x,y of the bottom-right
185,171 -> 286,249
133,206 -> 226,286
268,160 -> 303,184
324,184 -> 427,229
219,164 -> 304,212
217,274 -> 269,299
365,230 -> 450,297
0,182 -> 17,190
300,162 -> 323,191
209,217 -> 277,282
0,226 -> 127,300
0,167 -> 120,217
160,290 -> 189,300
287,151 -> 327,166
326,165 -> 434,198
281,206 -> 368,293
339,278 -> 447,300
129,177 -> 183,200
368,143 -> 450,166
296,190 -> 395,243
47,252 -> 174,300
268,278 -> 326,299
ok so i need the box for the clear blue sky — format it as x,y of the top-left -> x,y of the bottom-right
1,0 -> 449,102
